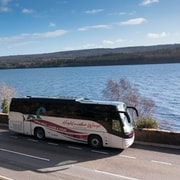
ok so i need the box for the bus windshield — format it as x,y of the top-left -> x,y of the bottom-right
119,112 -> 133,134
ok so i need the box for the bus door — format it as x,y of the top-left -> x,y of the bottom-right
23,114 -> 34,135
103,116 -> 123,148
103,111 -> 123,148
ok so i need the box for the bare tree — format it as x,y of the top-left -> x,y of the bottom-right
102,78 -> 155,119
0,83 -> 17,113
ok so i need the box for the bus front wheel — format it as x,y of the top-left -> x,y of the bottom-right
34,127 -> 45,140
88,135 -> 102,148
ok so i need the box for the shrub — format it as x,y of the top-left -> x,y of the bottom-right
136,118 -> 158,129
1,99 -> 9,113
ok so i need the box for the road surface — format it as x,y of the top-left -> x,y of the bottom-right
0,128 -> 179,180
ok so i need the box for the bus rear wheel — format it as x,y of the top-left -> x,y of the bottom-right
34,127 -> 45,140
88,135 -> 102,148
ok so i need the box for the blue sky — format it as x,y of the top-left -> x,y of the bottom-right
0,0 -> 179,56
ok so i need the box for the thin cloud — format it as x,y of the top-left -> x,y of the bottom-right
84,9 -> 104,14
32,29 -> 68,38
109,11 -> 136,16
0,29 -> 68,43
82,39 -> 125,49
147,32 -> 167,39
0,0 -> 11,4
82,43 -> 97,49
120,18 -> 147,25
140,0 -> 159,6
0,6 -> 9,11
0,33 -> 30,43
109,12 -> 127,16
49,22 -> 56,27
102,39 -> 124,45
0,0 -> 11,12
0,0 -> 11,6
22,8 -> 34,14
78,24 -> 111,31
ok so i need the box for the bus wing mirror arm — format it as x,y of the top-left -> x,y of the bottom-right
127,106 -> 139,117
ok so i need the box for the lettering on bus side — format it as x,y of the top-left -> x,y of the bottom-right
62,120 -> 101,129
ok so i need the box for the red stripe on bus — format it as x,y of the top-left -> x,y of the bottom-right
27,119 -> 88,141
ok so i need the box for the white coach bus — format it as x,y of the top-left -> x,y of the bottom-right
9,96 -> 138,149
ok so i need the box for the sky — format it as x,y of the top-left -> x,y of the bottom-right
0,0 -> 180,56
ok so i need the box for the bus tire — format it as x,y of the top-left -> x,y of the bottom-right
34,127 -> 45,140
88,135 -> 102,148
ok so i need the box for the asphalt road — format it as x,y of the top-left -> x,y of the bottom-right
0,128 -> 179,180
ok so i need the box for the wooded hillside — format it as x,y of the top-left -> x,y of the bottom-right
0,44 -> 180,69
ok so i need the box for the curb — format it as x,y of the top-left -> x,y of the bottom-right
134,141 -> 180,150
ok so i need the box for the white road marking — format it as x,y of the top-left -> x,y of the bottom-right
119,155 -> 136,159
74,165 -> 139,180
0,148 -> 50,162
47,142 -> 59,146
0,175 -> 14,180
68,146 -> 83,150
91,150 -> 109,155
151,160 -> 172,166
95,170 -> 139,180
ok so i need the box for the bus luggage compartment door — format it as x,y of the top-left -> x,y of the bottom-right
9,112 -> 24,133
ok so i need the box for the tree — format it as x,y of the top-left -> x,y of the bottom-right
102,78 -> 155,120
0,83 -> 17,113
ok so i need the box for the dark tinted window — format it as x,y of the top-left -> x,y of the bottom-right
10,98 -> 123,135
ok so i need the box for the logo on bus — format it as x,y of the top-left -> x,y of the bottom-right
62,120 -> 101,129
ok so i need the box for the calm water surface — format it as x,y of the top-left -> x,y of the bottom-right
0,63 -> 179,132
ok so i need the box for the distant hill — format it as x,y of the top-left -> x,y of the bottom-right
0,44 -> 180,69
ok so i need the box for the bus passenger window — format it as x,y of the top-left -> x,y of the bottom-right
112,119 -> 121,133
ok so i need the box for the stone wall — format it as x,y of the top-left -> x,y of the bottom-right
0,113 -> 8,124
135,128 -> 180,146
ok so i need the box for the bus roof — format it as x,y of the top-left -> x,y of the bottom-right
76,98 -> 126,110
11,96 -> 126,111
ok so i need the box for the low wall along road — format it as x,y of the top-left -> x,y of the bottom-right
0,113 -> 180,148
135,128 -> 180,147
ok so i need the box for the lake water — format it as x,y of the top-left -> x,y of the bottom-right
0,63 -> 179,132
